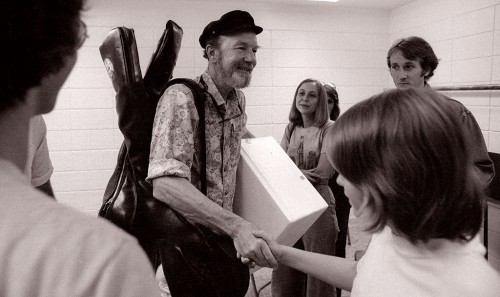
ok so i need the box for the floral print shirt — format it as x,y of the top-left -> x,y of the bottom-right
147,70 -> 247,211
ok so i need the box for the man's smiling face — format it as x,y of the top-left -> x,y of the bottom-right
213,32 -> 259,89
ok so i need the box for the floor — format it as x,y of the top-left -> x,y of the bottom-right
245,217 -> 371,297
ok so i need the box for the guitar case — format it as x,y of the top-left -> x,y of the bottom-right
98,20 -> 184,266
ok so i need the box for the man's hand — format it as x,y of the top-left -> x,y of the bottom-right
231,221 -> 278,268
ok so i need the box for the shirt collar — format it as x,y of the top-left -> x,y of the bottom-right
200,70 -> 226,107
199,70 -> 242,120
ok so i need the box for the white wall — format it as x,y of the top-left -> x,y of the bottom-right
390,0 -> 500,154
45,0 -> 391,214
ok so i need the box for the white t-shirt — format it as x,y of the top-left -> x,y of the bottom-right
0,159 -> 161,297
25,115 -> 53,187
352,226 -> 500,297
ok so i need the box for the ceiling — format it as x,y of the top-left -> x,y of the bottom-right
310,0 -> 415,9
202,0 -> 416,10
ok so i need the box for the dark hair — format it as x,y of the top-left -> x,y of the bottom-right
324,82 -> 340,121
328,88 -> 483,243
386,36 -> 439,82
289,78 -> 329,127
0,0 -> 85,111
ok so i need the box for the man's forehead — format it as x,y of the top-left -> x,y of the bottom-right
391,60 -> 419,64
390,53 -> 420,64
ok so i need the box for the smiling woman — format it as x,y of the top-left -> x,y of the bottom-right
274,78 -> 339,297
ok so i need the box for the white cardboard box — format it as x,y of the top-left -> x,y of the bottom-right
233,137 -> 328,247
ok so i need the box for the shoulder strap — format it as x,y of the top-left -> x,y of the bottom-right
164,78 -> 208,195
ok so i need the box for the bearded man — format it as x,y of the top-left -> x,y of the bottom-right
147,10 -> 277,297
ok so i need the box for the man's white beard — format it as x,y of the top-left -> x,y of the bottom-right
216,58 -> 252,89
231,71 -> 251,89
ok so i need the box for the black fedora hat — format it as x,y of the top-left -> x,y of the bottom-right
199,10 -> 263,48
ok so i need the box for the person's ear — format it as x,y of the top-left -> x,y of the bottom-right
205,45 -> 218,61
355,185 -> 375,224
359,187 -> 371,213
422,67 -> 431,78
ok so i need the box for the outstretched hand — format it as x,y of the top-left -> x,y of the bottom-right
232,221 -> 278,268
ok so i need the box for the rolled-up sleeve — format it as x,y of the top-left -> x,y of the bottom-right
460,107 -> 495,187
30,116 -> 54,187
147,85 -> 197,182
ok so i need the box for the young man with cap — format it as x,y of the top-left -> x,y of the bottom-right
387,36 -> 494,187
147,10 -> 278,297
0,1 -> 161,296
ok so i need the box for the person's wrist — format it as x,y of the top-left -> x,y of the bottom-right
227,216 -> 247,238
274,245 -> 285,263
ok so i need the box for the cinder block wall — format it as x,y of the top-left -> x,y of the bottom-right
45,0 -> 500,217
390,0 -> 500,154
45,0 -> 391,214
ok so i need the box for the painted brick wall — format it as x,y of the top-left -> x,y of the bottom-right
390,0 -> 500,154
45,0 -> 391,214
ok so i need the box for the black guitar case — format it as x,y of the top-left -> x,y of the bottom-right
98,20 -> 187,265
